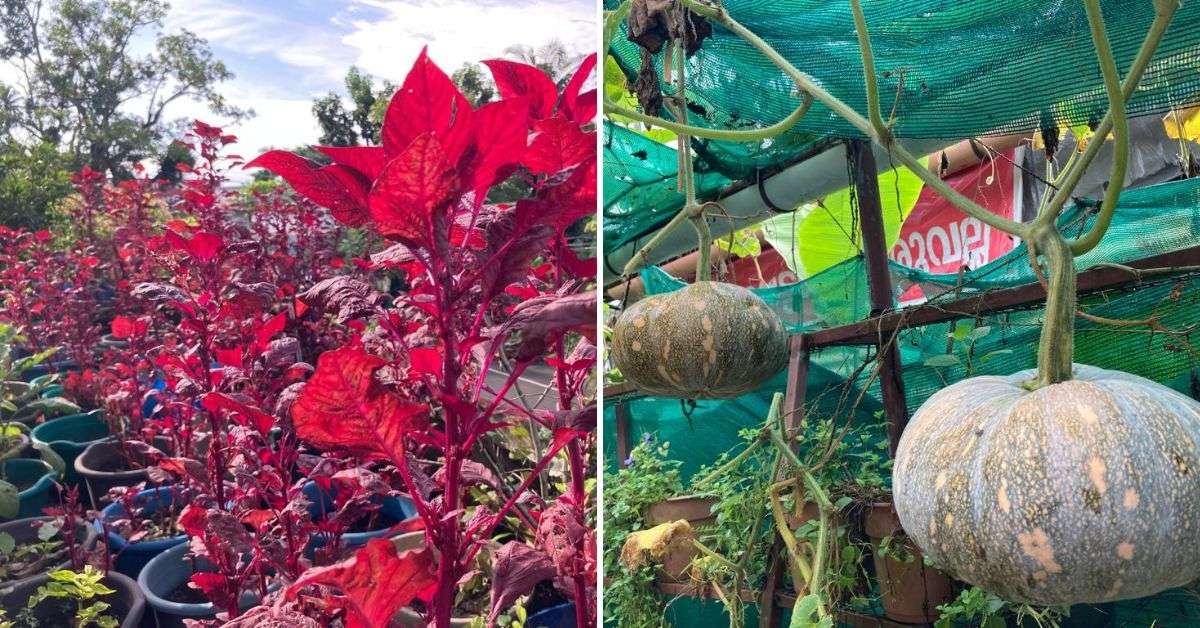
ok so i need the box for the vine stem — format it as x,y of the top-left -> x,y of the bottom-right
1029,228 -> 1077,387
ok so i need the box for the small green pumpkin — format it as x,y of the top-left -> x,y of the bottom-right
610,281 -> 789,399
893,364 -> 1200,604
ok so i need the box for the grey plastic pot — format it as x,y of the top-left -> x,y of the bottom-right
0,570 -> 144,628
137,542 -> 264,628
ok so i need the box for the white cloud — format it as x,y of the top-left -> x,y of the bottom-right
341,0 -> 595,82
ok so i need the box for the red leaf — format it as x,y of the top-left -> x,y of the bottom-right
255,311 -> 288,352
110,316 -> 135,340
316,145 -> 387,180
483,59 -> 558,120
201,392 -> 275,434
561,54 -> 598,123
287,538 -> 436,628
368,134 -> 457,245
488,542 -> 556,625
245,150 -> 369,226
458,98 -> 529,200
537,155 -> 597,233
212,347 -> 244,369
524,119 -> 593,175
291,347 -> 426,462
407,347 -> 441,378
382,48 -> 470,158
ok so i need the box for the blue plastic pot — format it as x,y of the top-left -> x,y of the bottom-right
1,458 -> 57,521
19,360 -> 80,383
527,602 -> 576,628
30,410 -> 109,486
96,486 -> 188,578
137,543 -> 264,628
38,384 -> 63,399
302,481 -> 418,555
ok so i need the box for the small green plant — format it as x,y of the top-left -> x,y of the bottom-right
10,565 -> 119,628
602,439 -> 683,628
923,322 -> 1013,380
935,586 -> 1069,628
0,521 -> 66,584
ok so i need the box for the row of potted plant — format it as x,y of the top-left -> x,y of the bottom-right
0,48 -> 598,628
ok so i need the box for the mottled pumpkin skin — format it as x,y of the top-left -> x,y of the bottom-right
894,364 -> 1200,605
610,282 -> 789,399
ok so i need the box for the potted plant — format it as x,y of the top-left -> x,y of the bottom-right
95,486 -> 189,578
0,516 -> 97,586
864,499 -> 953,624
0,565 -> 145,628
136,543 -> 266,628
0,422 -> 31,461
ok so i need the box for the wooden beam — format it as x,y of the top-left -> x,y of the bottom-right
615,401 -> 632,467
848,139 -> 910,456
805,245 -> 1200,348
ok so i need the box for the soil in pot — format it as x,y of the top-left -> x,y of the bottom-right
865,501 -> 952,624
165,582 -> 210,605
644,495 -> 717,583
0,569 -> 145,628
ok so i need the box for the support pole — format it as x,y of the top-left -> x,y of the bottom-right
758,336 -> 811,628
847,139 -> 910,456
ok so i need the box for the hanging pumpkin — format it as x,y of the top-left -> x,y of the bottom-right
894,95 -> 1200,604
894,363 -> 1200,604
610,280 -> 789,399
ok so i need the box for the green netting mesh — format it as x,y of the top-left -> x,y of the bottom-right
603,121 -> 733,258
602,0 -> 1200,253
607,0 -> 1200,181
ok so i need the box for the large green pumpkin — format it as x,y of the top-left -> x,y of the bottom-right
610,282 -> 789,399
893,363 -> 1200,605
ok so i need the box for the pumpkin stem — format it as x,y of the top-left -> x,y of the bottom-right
690,207 -> 712,282
1029,228 -> 1077,389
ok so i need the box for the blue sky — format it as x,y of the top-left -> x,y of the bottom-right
162,0 -> 595,159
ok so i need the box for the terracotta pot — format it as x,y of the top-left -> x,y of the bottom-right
390,532 -> 474,627
865,501 -> 953,624
0,516 -> 98,586
644,495 -> 718,583
0,570 -> 145,628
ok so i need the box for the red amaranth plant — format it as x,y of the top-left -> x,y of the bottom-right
248,49 -> 597,627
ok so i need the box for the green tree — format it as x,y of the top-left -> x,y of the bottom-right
312,66 -> 394,147
0,141 -> 73,230
0,0 -> 244,179
451,62 -> 494,106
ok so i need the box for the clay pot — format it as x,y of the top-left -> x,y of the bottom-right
644,495 -> 718,583
864,501 -> 953,624
0,570 -> 145,628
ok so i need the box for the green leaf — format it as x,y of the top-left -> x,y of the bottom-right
968,326 -> 993,342
10,397 -> 81,424
924,354 -> 960,368
979,349 -> 1014,363
37,519 -> 62,542
951,321 -> 972,341
0,531 -> 14,554
716,228 -> 762,259
36,442 -> 66,478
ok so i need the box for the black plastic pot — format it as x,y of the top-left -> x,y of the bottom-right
74,440 -> 158,510
137,543 -> 265,628
0,516 -> 99,586
0,570 -> 145,628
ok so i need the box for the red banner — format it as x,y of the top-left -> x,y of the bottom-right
892,149 -> 1018,302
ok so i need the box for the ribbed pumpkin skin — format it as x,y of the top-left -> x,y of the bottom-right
894,364 -> 1200,605
610,282 -> 789,399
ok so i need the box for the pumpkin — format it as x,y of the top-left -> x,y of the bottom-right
610,281 -> 789,399
893,363 -> 1200,604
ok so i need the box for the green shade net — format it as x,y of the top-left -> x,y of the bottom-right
602,0 -> 1200,253
604,178 -> 1200,626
